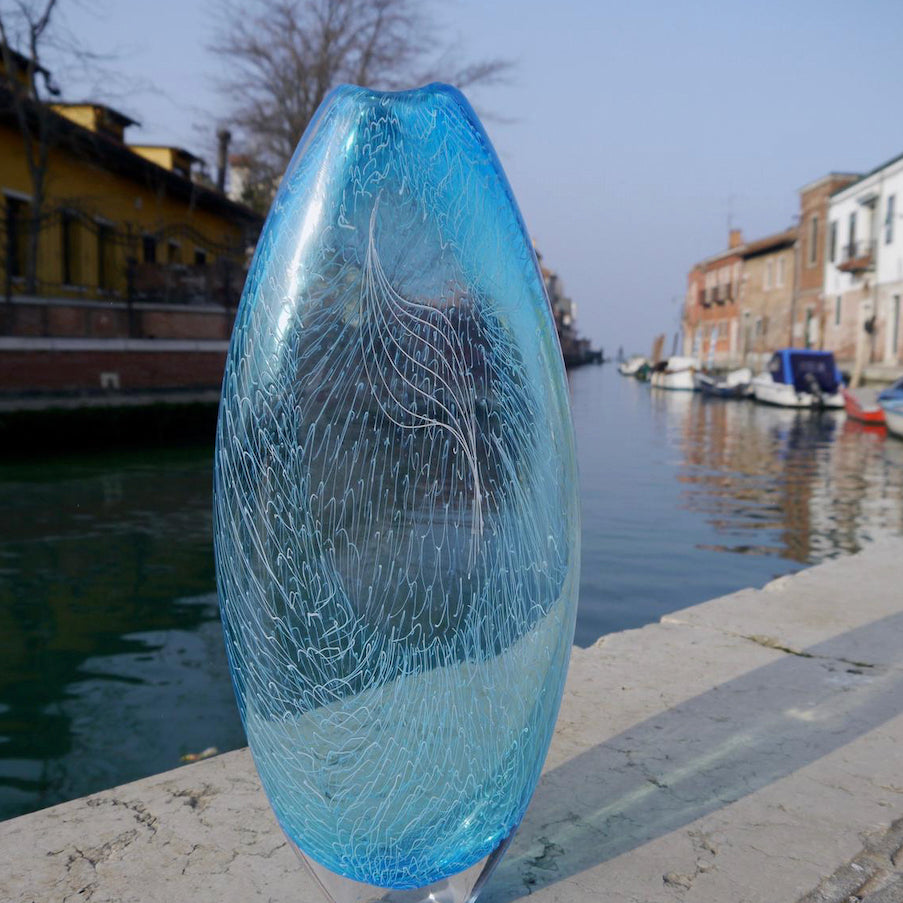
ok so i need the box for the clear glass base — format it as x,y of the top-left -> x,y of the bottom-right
287,829 -> 517,903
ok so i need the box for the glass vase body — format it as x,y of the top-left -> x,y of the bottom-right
214,83 -> 580,903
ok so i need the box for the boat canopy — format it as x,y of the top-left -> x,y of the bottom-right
878,376 -> 903,403
767,349 -> 841,394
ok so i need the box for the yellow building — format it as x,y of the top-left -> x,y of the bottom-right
0,46 -> 262,398
0,50 -> 260,306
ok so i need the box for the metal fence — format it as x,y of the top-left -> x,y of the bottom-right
1,201 -> 252,307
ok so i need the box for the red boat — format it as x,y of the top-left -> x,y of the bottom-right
842,386 -> 887,426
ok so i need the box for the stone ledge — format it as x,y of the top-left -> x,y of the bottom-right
1,541 -> 902,903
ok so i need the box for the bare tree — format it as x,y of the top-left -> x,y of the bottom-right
0,0 -> 62,295
211,0 -> 513,212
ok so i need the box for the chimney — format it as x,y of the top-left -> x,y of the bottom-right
728,228 -> 743,249
216,128 -> 232,193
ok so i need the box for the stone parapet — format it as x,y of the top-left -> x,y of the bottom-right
1,542 -> 901,902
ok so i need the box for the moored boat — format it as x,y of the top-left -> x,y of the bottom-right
877,376 -> 903,405
842,386 -> 886,425
694,367 -> 752,399
879,398 -> 903,439
650,356 -> 698,391
618,355 -> 648,377
751,349 -> 844,409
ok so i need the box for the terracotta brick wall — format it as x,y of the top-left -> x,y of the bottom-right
140,309 -> 231,340
2,300 -> 235,341
798,175 -> 859,294
0,349 -> 227,393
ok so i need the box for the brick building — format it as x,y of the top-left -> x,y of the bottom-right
682,173 -> 862,370
795,173 -> 860,351
736,227 -> 797,370
682,229 -> 744,366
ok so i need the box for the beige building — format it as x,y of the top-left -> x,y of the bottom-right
737,228 -> 797,369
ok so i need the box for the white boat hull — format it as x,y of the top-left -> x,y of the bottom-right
650,357 -> 698,391
694,367 -> 752,397
651,368 -> 695,391
884,405 -> 903,438
751,375 -> 843,409
618,356 -> 647,376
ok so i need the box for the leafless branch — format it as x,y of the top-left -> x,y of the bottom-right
209,0 -> 515,211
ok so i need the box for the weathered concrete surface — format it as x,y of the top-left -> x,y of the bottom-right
1,541 -> 902,903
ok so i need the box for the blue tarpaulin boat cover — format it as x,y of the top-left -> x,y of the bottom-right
878,377 -> 903,403
767,349 -> 841,394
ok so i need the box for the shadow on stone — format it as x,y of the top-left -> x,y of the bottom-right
485,612 -> 903,901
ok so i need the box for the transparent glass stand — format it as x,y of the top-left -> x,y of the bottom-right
291,830 -> 517,903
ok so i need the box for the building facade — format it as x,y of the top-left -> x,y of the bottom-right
0,49 -> 262,396
682,173 -> 865,369
824,154 -> 903,371
736,227 -> 797,370
682,229 -> 744,366
795,173 -> 860,352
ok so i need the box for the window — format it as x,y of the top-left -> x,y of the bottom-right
6,196 -> 28,279
829,221 -> 837,262
892,295 -> 901,358
835,295 -> 842,327
142,235 -> 157,264
808,214 -> 818,266
61,210 -> 82,285
776,256 -> 785,288
848,211 -> 857,258
194,248 -> 207,267
97,223 -> 114,290
886,194 -> 896,245
764,260 -> 772,290
167,240 -> 181,265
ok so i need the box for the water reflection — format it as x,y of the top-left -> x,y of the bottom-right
675,398 -> 903,562
568,368 -> 903,645
0,449 -> 246,821
2,372 -> 903,822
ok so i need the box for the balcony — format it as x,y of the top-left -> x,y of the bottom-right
712,284 -> 733,305
837,239 -> 875,274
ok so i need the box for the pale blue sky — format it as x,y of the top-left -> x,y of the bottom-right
51,0 -> 903,354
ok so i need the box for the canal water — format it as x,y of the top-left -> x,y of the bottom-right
2,365 -> 902,822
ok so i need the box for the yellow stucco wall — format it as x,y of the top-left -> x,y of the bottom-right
0,119 -> 250,299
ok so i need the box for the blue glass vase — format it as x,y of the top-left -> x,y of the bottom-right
214,83 -> 580,903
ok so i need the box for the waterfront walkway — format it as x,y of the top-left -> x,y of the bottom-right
2,542 -> 902,902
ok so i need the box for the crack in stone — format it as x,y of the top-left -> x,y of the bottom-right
85,796 -> 159,836
170,783 -> 217,812
739,634 -> 880,672
743,634 -> 816,658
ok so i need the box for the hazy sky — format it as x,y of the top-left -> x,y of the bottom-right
51,0 -> 903,354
